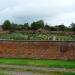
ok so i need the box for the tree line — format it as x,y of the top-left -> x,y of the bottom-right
1,20 -> 75,32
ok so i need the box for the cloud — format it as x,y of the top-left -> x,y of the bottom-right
0,0 -> 75,26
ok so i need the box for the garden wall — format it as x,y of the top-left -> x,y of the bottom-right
0,40 -> 75,60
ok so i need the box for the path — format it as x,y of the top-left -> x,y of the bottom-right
0,70 -> 50,75
0,64 -> 75,75
0,64 -> 75,72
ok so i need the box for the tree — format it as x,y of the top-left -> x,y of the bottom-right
15,24 -> 23,30
2,20 -> 12,31
44,25 -> 51,30
55,24 -> 66,31
70,23 -> 75,31
31,20 -> 44,30
10,23 -> 17,32
50,26 -> 57,31
24,23 -> 29,30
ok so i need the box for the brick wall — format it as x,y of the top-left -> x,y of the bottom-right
0,40 -> 75,60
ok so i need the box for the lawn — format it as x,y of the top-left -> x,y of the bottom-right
0,73 -> 12,75
0,58 -> 75,68
63,72 -> 75,75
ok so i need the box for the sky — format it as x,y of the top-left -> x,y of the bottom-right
0,0 -> 75,26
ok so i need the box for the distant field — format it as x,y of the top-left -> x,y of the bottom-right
0,58 -> 75,68
0,32 -> 75,41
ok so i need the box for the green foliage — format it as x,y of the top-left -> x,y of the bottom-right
0,58 -> 75,68
70,23 -> 75,31
1,19 -> 75,32
24,23 -> 29,29
16,24 -> 24,30
63,72 -> 75,75
44,25 -> 51,30
50,26 -> 57,31
31,20 -> 44,30
2,20 -> 12,31
0,73 -> 12,75
55,24 -> 66,31
0,32 -> 75,41
9,23 -> 17,32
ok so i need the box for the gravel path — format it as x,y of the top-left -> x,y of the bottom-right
0,70 -> 50,75
0,64 -> 75,72
0,64 -> 75,75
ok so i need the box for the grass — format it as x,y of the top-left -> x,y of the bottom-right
0,66 -> 75,75
24,69 -> 75,75
0,73 -> 13,75
0,58 -> 75,68
0,58 -> 75,75
63,72 -> 75,75
0,67 -> 75,75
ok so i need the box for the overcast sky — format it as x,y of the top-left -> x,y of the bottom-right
0,0 -> 75,26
